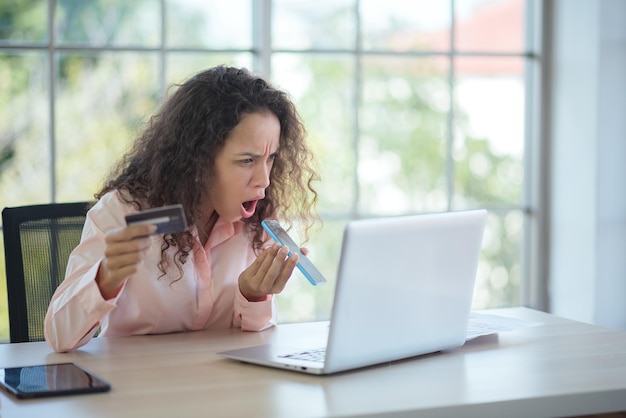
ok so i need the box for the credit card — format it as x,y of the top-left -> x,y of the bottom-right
125,204 -> 188,235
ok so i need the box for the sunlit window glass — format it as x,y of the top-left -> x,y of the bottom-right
361,0 -> 451,52
455,0 -> 525,53
166,0 -> 252,49
453,56 -> 525,208
0,0 -> 47,43
475,211 -> 523,308
0,52 -> 51,210
272,0 -> 355,50
272,53 -> 356,215
55,52 -> 160,202
360,56 -> 450,215
56,0 -> 160,47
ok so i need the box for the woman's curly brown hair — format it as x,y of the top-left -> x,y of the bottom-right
96,65 -> 319,278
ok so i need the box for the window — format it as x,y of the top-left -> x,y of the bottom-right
0,0 -> 540,340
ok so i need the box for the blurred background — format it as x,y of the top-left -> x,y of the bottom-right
1,0 -> 624,341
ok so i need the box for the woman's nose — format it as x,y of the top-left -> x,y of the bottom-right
253,164 -> 271,188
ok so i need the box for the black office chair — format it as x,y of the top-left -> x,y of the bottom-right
2,202 -> 91,343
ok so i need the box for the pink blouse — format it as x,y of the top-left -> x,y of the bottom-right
44,191 -> 276,352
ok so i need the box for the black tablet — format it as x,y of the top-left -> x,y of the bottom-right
0,362 -> 111,399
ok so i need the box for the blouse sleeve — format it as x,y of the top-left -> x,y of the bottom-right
44,194 -> 126,352
233,286 -> 278,331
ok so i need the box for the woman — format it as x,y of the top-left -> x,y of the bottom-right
44,65 -> 319,352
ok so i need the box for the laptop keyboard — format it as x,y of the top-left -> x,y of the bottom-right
279,348 -> 326,362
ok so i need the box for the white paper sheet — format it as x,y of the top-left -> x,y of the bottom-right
466,311 -> 542,341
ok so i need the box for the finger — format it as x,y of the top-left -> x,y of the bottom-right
104,225 -> 153,249
271,252 -> 299,293
105,224 -> 157,244
238,245 -> 285,300
104,236 -> 153,259
104,250 -> 145,272
258,245 -> 290,289
105,264 -> 141,285
247,244 -> 278,276
257,245 -> 300,294
243,245 -> 285,296
102,248 -> 145,284
300,247 -> 309,256
255,244 -> 284,278
101,232 -> 153,288
126,223 -> 158,238
98,248 -> 144,297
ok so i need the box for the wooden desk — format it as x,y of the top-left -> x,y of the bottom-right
1,308 -> 626,418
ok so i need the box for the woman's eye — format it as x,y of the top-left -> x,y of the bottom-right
240,158 -> 254,165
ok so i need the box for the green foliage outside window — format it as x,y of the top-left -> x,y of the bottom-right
0,0 -> 528,341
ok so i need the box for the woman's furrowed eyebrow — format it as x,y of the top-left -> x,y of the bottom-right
233,149 -> 280,158
234,152 -> 262,158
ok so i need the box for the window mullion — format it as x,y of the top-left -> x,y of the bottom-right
49,0 -> 57,202
446,0 -> 456,211
253,0 -> 272,78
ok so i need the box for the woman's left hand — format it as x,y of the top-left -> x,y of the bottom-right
239,244 -> 299,302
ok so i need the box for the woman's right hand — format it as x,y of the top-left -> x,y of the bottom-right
96,224 -> 156,300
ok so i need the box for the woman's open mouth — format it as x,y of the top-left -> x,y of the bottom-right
241,199 -> 258,218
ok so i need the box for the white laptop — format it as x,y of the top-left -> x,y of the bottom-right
218,209 -> 487,375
